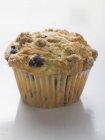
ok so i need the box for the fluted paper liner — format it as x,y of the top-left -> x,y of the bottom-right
13,68 -> 90,108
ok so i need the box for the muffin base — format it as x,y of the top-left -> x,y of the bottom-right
13,68 -> 90,108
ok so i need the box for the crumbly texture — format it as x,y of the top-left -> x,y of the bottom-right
5,29 -> 98,75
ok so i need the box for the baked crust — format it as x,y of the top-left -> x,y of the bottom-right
5,29 -> 98,75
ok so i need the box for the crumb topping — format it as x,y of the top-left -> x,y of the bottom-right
5,29 -> 98,75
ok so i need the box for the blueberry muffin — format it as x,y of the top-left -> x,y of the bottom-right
5,29 -> 98,108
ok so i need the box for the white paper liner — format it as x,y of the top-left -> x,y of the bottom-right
13,68 -> 90,108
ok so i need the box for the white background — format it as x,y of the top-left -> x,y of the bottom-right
0,0 -> 105,140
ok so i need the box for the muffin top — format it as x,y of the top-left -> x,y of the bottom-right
5,29 -> 98,75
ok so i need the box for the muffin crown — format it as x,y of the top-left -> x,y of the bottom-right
5,29 -> 98,75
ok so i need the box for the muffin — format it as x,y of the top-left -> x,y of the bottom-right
5,29 -> 98,108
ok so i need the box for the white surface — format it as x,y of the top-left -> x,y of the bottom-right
0,0 -> 105,140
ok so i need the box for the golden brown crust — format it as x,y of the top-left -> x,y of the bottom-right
5,29 -> 98,75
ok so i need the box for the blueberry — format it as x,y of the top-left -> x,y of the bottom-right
31,75 -> 35,80
11,45 -> 16,49
11,48 -> 17,54
10,46 -> 18,54
43,35 -> 47,38
29,55 -> 45,67
54,78 -> 57,88
6,57 -> 8,61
